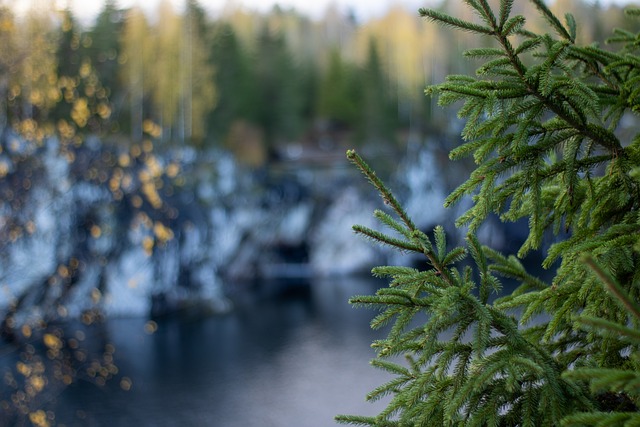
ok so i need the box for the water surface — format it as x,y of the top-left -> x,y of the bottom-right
29,277 -> 392,426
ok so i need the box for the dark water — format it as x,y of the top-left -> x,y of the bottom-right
2,277 -> 393,427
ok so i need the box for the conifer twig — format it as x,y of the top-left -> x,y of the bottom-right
582,254 -> 640,320
347,149 -> 417,231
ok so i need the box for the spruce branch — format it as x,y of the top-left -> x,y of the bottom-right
352,224 -> 422,253
418,8 -> 494,35
498,0 -> 515,29
340,2 -> 640,425
347,149 -> 416,231
562,411 -> 640,427
582,254 -> 640,320
574,316 -> 640,342
529,0 -> 574,41
445,1 -> 629,159
374,209 -> 413,241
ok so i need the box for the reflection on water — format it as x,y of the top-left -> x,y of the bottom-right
2,277 -> 392,427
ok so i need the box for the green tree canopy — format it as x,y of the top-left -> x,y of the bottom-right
317,47 -> 361,128
356,37 -> 398,145
252,25 -> 305,150
87,0 -> 123,102
208,22 -> 256,141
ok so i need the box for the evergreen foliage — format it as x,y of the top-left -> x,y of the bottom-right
253,26 -> 306,148
356,38 -> 399,145
337,1 -> 640,425
207,22 -> 257,139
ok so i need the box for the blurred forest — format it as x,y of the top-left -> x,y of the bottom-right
1,0 -> 638,163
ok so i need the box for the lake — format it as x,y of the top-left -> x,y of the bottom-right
1,276 -> 393,427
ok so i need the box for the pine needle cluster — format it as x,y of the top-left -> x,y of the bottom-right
337,1 -> 640,425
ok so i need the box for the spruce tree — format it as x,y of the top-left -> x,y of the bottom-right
336,1 -> 640,425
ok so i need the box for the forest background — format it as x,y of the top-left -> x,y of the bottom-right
2,0 -> 638,165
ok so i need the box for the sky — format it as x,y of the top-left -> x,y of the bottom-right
7,0 -> 637,25
227,0 -> 430,19
9,0 -> 434,23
